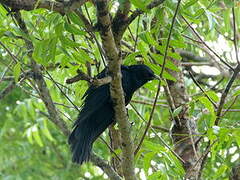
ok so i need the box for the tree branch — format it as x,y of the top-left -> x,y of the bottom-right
66,69 -> 112,86
215,64 -> 240,125
95,0 -> 136,179
112,0 -> 165,45
127,0 -> 165,25
90,153 -> 122,180
0,0 -> 88,14
0,81 -> 15,100
181,15 -> 234,71
134,0 -> 182,155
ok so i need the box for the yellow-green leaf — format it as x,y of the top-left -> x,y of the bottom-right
13,62 -> 21,83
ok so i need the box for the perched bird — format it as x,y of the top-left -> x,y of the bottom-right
68,64 -> 158,164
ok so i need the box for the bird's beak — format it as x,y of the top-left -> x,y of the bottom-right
153,74 -> 160,80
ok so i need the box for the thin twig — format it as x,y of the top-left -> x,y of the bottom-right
189,140 -> 218,179
188,71 -> 217,108
133,15 -> 140,52
131,99 -> 168,107
90,153 -> 122,180
99,137 -> 122,162
45,70 -> 80,112
130,103 -> 185,163
181,16 -> 234,71
215,64 -> 240,125
232,6 -> 239,64
221,95 -> 239,117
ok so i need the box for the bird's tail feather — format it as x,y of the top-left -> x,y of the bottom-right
68,107 -> 113,164
68,124 -> 92,164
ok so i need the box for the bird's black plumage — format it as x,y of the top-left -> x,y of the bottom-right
68,64 -> 157,164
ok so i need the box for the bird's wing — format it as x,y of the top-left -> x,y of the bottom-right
76,65 -> 131,126
74,84 -> 111,126
69,101 -> 114,164
82,68 -> 108,99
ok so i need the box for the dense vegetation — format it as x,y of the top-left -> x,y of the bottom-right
0,0 -> 239,179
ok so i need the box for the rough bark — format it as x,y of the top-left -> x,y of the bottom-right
95,1 -> 136,179
165,59 -> 201,179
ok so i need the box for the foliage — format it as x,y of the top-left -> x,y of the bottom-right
0,0 -> 240,179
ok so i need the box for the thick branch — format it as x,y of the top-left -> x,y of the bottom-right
95,0 -> 136,179
0,0 -> 88,14
66,69 -> 112,86
112,0 -> 165,45
14,11 -> 70,135
177,49 -> 211,62
90,153 -> 122,180
112,0 -> 131,47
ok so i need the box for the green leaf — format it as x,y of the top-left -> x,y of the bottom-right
47,37 -> 58,62
139,32 -> 158,46
162,70 -> 177,82
233,89 -> 240,96
137,41 -> 149,60
224,0 -> 234,8
3,31 -> 18,39
0,4 -> 8,17
25,128 -> 33,144
173,106 -> 183,117
148,171 -> 164,180
33,39 -> 46,65
167,51 -> 182,61
198,96 -> 214,114
41,119 -> 55,142
59,36 -> 81,48
33,37 -> 57,65
68,12 -> 84,27
72,48 -> 93,64
193,8 -> 205,17
223,9 -> 231,32
78,49 -> 92,62
46,13 -> 62,27
13,27 -> 31,41
55,23 -> 64,36
27,99 -> 35,119
206,91 -> 219,102
143,152 -> 155,175
205,10 -> 215,30
145,63 -> 161,75
13,62 -> 21,83
233,129 -> 240,147
129,0 -> 151,11
144,79 -> 159,91
189,101 -> 195,115
64,22 -> 86,35
32,125 -> 44,147
144,140 -> 165,152
183,0 -> 198,9
168,152 -> 185,175
169,40 -> 186,49
145,62 -> 176,81
151,53 -> 180,72
123,52 -> 139,65
212,164 -> 228,179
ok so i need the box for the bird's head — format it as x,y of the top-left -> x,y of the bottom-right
129,64 -> 160,82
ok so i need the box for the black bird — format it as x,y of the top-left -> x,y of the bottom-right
68,64 -> 158,164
